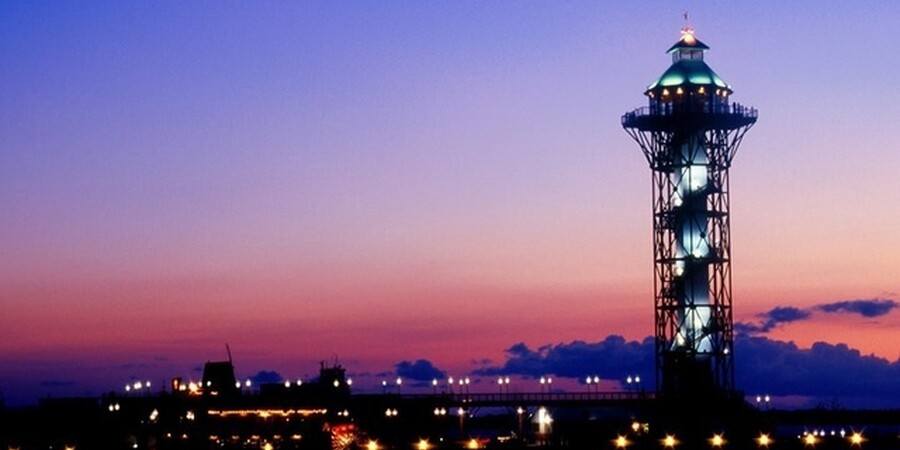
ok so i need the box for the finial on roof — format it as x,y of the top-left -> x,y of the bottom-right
680,11 -> 697,44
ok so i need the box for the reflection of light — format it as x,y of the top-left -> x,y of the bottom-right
615,435 -> 630,448
537,407 -> 552,425
757,433 -> 772,447
262,444 -> 274,450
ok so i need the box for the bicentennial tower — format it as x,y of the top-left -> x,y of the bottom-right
622,29 -> 756,397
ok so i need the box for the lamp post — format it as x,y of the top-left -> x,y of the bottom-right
539,376 -> 552,394
625,375 -> 641,393
585,375 -> 600,393
498,376 -> 511,394
396,377 -> 402,395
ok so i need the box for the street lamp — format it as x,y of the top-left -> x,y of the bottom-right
396,377 -> 402,395
539,376 -> 552,393
498,376 -> 511,394
432,378 -> 439,394
624,375 -> 641,393
662,434 -> 678,448
755,394 -> 771,410
585,375 -> 601,392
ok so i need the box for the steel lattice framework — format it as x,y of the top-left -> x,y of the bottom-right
621,31 -> 757,397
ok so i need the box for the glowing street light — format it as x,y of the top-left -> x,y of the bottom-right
662,434 -> 678,448
757,433 -> 772,447
539,376 -> 553,393
709,433 -> 725,448
849,432 -> 864,447
803,434 -> 818,447
417,439 -> 431,450
497,376 -> 511,394
585,375 -> 601,392
755,394 -> 771,410
615,435 -> 630,449
626,375 -> 642,392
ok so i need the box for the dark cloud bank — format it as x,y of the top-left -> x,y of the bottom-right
455,334 -> 900,409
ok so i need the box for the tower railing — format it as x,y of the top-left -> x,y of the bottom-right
622,102 -> 757,126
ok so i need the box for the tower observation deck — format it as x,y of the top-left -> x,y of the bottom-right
622,29 -> 756,398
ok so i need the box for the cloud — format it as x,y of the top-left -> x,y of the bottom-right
737,298 -> 897,336
473,335 -> 654,380
739,306 -> 812,334
736,336 -> 900,408
816,299 -> 898,318
248,370 -> 282,384
395,359 -> 446,383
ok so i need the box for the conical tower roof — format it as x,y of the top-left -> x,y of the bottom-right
646,30 -> 730,95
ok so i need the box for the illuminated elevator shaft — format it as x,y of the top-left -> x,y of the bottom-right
672,133 -> 712,355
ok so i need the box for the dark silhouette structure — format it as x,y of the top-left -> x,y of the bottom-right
622,29 -> 757,397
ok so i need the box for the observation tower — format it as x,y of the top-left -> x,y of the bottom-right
622,29 -> 757,397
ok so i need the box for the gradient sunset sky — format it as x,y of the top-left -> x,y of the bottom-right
2,2 -> 898,406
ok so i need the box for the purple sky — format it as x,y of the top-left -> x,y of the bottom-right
1,2 -> 898,408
